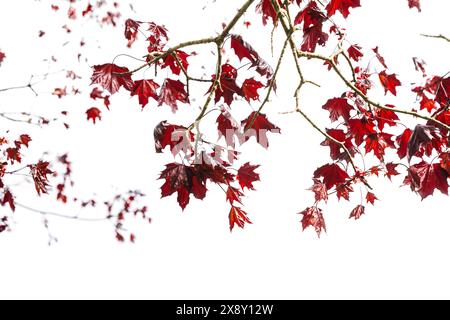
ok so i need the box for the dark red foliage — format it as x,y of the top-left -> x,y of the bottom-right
210,64 -> 243,106
229,206 -> 252,231
90,64 -> 134,95
158,79 -> 189,112
407,0 -> 421,12
349,204 -> 365,220
299,206 -> 326,237
406,162 -> 449,199
322,97 -> 353,122
241,112 -> 280,148
130,79 -> 160,109
86,107 -> 102,124
326,0 -> 361,18
379,71 -> 401,96
237,163 -> 260,190
153,121 -> 193,155
314,163 -> 349,190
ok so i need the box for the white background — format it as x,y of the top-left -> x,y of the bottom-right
0,0 -> 449,299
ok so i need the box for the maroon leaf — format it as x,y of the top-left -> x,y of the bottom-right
326,0 -> 361,18
86,107 -> 101,124
242,78 -> 264,101
90,63 -> 134,95
158,79 -> 189,112
407,125 -> 440,161
162,50 -> 189,76
349,204 -> 365,220
229,206 -> 252,231
130,79 -> 160,109
407,161 -> 449,199
313,163 -> 350,190
322,97 -> 353,122
407,0 -> 421,12
153,121 -> 192,154
299,206 -> 326,237
379,70 -> 401,96
237,162 -> 260,190
348,44 -> 363,62
241,112 -> 280,148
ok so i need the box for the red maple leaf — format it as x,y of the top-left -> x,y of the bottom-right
86,107 -> 102,124
420,96 -> 437,112
372,47 -> 388,69
440,153 -> 450,174
313,163 -> 350,190
242,78 -> 264,101
162,50 -> 189,76
301,24 -> 329,53
229,206 -> 252,231
407,125 -> 441,161
210,64 -> 243,106
396,128 -> 413,159
226,186 -> 244,205
30,161 -> 53,196
299,206 -> 326,237
256,0 -> 282,25
217,109 -> 240,147
349,204 -> 365,220
130,79 -> 160,109
407,0 -> 421,12
237,162 -> 260,190
230,35 -> 274,80
321,129 -> 355,162
2,190 -> 15,212
366,192 -> 378,205
375,104 -> 399,130
294,1 -> 329,52
326,0 -> 360,18
124,19 -> 141,47
309,178 -> 329,203
435,77 -> 450,107
0,50 -> 5,65
90,63 -> 134,95
159,163 -> 193,210
148,22 -> 169,40
19,134 -> 32,147
322,97 -> 353,122
158,79 -> 189,112
364,132 -> 395,160
385,163 -> 400,180
407,161 -> 449,199
241,112 -> 280,148
379,70 -> 401,96
90,87 -> 110,109
153,121 -> 193,155
348,44 -> 363,62
347,118 -> 376,146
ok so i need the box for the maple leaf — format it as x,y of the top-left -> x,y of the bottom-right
237,162 -> 260,190
379,70 -> 401,96
226,186 -> 244,205
256,0 -> 282,25
326,0 -> 361,18
299,206 -> 326,237
349,205 -> 365,220
440,153 -> 450,174
19,134 -> 32,147
242,78 -> 264,101
348,44 -> 363,62
407,0 -> 421,12
159,163 -> 193,210
210,64 -> 243,106
407,124 -> 440,161
153,121 -> 192,155
158,79 -> 189,112
309,178 -> 328,203
2,190 -> 15,212
396,128 -> 412,159
301,24 -> 329,52
435,77 -> 450,107
385,163 -> 400,180
372,47 -> 388,69
130,79 -> 160,109
0,50 -> 5,65
407,161 -> 449,199
347,118 -> 376,146
229,206 -> 252,231
30,161 -> 53,195
89,87 -> 110,109
241,112 -> 280,148
364,132 -> 395,160
86,107 -> 101,124
321,129 -> 355,161
375,104 -> 399,130
322,97 -> 353,122
313,163 -> 350,190
162,50 -> 189,76
124,19 -> 141,47
216,109 -> 239,147
366,192 -> 378,205
230,35 -> 274,80
148,22 -> 169,40
90,63 -> 134,95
